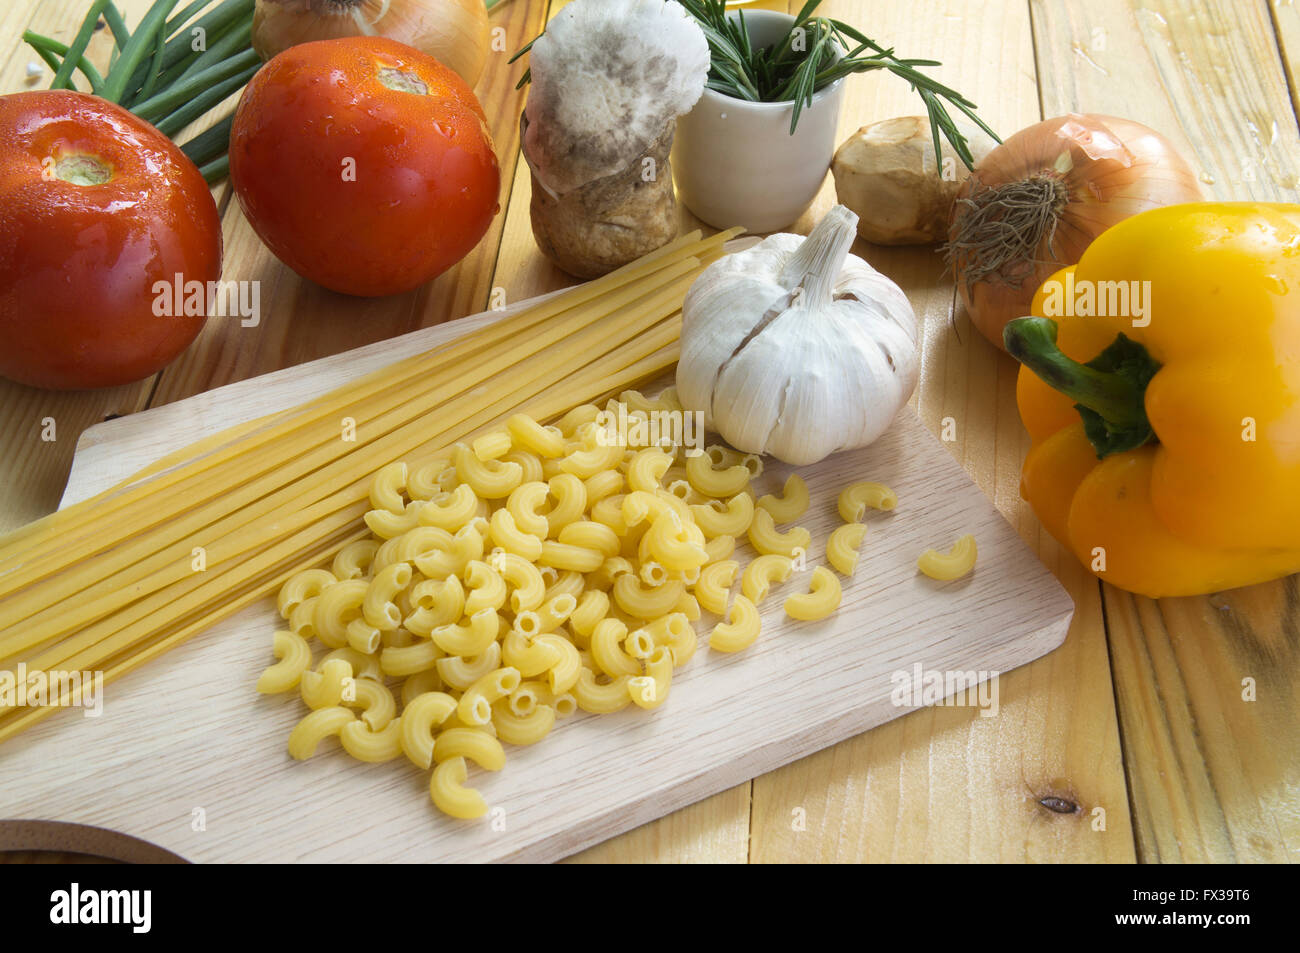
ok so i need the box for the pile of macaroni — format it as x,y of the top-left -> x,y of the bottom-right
259,390 -> 975,818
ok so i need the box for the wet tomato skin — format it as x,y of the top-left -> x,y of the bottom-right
0,90 -> 222,390
229,36 -> 501,298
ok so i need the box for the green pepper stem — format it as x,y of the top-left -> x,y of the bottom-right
1003,317 -> 1149,429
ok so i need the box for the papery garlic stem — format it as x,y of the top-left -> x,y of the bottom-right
778,204 -> 860,307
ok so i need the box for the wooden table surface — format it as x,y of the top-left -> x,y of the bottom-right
1,0 -> 1297,864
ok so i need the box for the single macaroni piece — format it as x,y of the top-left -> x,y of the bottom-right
504,450 -> 544,484
685,450 -> 752,498
417,484 -> 479,533
747,509 -> 812,559
435,642 -> 502,690
431,608 -> 500,657
573,667 -> 632,713
838,481 -> 898,522
695,560 -> 739,615
826,522 -> 868,577
568,589 -> 609,641
331,539 -> 379,581
369,462 -> 409,513
312,579 -> 369,649
613,575 -> 685,620
489,508 -> 544,561
288,706 -> 356,760
558,520 -> 621,558
362,561 -> 412,631
539,540 -> 605,573
458,667 -> 523,726
689,493 -> 754,538
401,668 -> 444,706
346,677 -> 397,730
917,534 -> 978,581
405,575 -> 465,636
640,514 -> 709,572
589,617 -> 641,678
543,570 -> 585,603
559,438 -> 624,480
463,560 -> 508,614
379,638 -> 440,678
257,630 -> 313,694
407,458 -> 451,501
626,448 -> 673,492
454,442 -> 523,499
277,568 -> 336,620
583,469 -> 624,506
742,554 -> 795,605
433,726 -> 507,771
507,413 -> 565,458
364,500 -> 426,539
320,646 -> 380,681
703,534 -> 737,564
535,633 -> 582,694
492,700 -> 556,745
399,690 -> 457,768
757,474 -> 810,524
709,596 -> 761,653
339,720 -> 403,763
501,626 -> 563,676
544,474 -> 588,536
505,481 -> 550,538
628,647 -> 673,709
300,658 -> 353,709
557,403 -> 601,437
784,566 -> 843,621
472,431 -> 512,462
497,553 -> 546,613
430,756 -> 488,819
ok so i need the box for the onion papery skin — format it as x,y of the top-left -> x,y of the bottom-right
947,114 -> 1203,351
252,0 -> 490,87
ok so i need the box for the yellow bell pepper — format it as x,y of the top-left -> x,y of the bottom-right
1003,202 -> 1300,598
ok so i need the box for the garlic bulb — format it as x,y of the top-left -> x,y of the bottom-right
677,205 -> 919,465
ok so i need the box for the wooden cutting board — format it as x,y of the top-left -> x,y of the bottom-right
0,286 -> 1074,863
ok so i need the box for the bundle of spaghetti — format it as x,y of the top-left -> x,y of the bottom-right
0,229 -> 740,743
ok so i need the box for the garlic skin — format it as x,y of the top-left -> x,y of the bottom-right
677,205 -> 919,465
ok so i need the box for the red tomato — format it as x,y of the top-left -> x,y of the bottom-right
0,91 -> 222,390
229,36 -> 500,297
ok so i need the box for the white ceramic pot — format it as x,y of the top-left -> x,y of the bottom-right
672,10 -> 846,234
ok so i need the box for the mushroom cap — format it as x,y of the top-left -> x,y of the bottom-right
523,0 -> 710,195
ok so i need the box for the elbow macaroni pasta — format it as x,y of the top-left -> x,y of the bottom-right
267,412 -> 909,821
917,534 -> 978,580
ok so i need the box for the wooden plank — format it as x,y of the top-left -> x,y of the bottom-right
744,0 -> 1134,863
0,289 -> 1072,863
0,0 -> 161,533
1272,0 -> 1300,119
1029,0 -> 1300,862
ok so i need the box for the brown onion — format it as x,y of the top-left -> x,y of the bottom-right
252,0 -> 490,87
945,114 -> 1202,350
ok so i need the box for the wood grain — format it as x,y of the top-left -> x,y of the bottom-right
745,0 -> 1134,863
1029,0 -> 1300,862
0,294 -> 1072,863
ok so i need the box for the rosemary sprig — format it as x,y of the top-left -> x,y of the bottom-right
22,0 -> 258,183
675,0 -> 999,170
